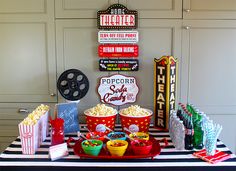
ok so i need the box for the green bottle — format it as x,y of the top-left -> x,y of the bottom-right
190,105 -> 204,149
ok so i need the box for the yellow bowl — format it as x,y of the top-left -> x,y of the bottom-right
106,140 -> 128,157
129,132 -> 149,140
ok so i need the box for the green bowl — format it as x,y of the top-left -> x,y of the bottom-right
81,139 -> 103,156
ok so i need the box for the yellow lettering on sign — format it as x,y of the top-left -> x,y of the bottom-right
158,118 -> 164,127
158,110 -> 164,118
157,93 -> 165,102
158,84 -> 164,92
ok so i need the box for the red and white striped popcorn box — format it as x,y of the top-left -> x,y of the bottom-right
18,121 -> 39,155
38,110 -> 49,142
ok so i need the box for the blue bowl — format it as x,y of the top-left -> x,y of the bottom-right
107,132 -> 126,140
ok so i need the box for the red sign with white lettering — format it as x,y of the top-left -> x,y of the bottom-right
98,44 -> 139,58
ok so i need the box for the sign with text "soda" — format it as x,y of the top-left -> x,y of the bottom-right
98,74 -> 139,106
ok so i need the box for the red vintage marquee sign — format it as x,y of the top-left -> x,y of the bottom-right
97,4 -> 138,29
98,44 -> 139,58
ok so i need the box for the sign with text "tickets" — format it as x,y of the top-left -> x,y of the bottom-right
98,44 -> 139,58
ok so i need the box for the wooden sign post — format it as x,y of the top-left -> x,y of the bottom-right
154,56 -> 178,130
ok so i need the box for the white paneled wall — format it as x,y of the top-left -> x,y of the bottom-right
0,0 -> 236,153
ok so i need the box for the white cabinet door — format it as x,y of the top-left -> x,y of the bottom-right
183,0 -> 236,19
119,0 -> 182,18
55,0 -> 118,18
0,0 -> 57,103
181,20 -> 236,115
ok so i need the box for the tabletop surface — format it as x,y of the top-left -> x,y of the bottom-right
1,124 -> 236,170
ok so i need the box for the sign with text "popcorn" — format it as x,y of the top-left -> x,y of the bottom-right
98,74 -> 139,106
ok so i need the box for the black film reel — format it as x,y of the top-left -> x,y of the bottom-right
57,69 -> 89,101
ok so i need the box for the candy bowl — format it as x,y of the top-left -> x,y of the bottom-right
81,139 -> 103,156
85,131 -> 106,142
107,132 -> 126,140
129,132 -> 149,140
130,139 -> 153,155
106,140 -> 128,156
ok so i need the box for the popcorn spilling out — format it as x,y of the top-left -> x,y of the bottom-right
120,105 -> 151,116
85,104 -> 117,116
22,104 -> 50,125
19,104 -> 50,155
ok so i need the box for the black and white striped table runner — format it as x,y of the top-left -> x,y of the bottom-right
0,124 -> 236,169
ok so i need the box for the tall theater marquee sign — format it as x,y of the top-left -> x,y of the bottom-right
97,4 -> 138,29
154,56 -> 178,130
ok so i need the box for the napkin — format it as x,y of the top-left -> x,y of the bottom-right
193,149 -> 231,164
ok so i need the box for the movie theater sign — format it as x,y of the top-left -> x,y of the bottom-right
97,4 -> 138,29
98,44 -> 139,58
98,31 -> 139,44
99,59 -> 139,71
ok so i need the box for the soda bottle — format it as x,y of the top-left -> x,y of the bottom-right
192,106 -> 204,149
184,113 -> 194,150
174,119 -> 185,150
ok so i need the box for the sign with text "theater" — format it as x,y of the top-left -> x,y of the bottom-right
97,4 -> 138,29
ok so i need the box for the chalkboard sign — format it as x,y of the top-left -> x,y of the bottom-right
56,102 -> 80,133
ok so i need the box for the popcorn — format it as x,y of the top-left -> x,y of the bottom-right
85,104 -> 117,116
35,104 -> 50,114
19,104 -> 50,154
21,104 -> 50,125
22,117 -> 37,125
120,105 -> 151,116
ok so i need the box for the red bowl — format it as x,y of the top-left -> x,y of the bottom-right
84,109 -> 117,133
119,108 -> 152,133
85,131 -> 106,142
131,139 -> 153,155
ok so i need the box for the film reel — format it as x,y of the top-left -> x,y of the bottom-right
57,69 -> 89,101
